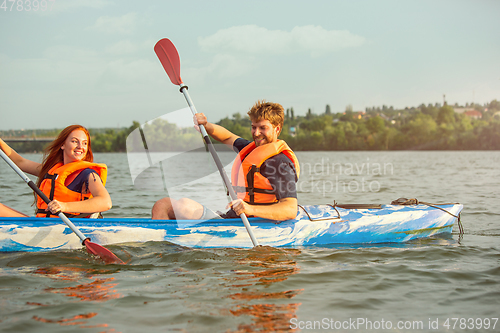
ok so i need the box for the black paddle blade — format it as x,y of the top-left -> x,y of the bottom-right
154,38 -> 183,85
84,240 -> 124,264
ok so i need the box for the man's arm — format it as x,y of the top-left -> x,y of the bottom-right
194,113 -> 240,147
229,197 -> 298,221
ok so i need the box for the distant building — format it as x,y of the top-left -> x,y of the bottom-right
463,110 -> 482,119
342,111 -> 365,119
453,107 -> 474,114
354,111 -> 365,119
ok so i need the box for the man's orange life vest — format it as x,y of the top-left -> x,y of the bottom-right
231,140 -> 300,204
36,161 -> 108,218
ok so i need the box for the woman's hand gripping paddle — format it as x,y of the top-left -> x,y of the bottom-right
0,149 -> 124,264
154,38 -> 260,247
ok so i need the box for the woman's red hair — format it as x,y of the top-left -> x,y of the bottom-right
34,125 -> 93,203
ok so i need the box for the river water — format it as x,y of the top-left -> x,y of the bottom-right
0,151 -> 499,332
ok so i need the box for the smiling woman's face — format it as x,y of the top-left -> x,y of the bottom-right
60,129 -> 89,164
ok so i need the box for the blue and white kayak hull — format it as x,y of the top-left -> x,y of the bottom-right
0,204 -> 463,252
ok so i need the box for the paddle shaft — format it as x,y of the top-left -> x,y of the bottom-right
179,84 -> 259,247
138,126 -> 168,193
0,149 -> 88,244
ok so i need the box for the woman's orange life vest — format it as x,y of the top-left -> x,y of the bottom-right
231,140 -> 300,204
36,161 -> 108,218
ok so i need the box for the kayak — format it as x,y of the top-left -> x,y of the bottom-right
0,202 -> 463,252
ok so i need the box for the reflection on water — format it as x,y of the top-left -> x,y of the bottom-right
223,247 -> 302,332
32,313 -> 101,327
230,303 -> 301,333
28,266 -> 122,331
46,277 -> 120,302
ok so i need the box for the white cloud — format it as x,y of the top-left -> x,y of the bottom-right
181,53 -> 259,84
87,13 -> 137,34
43,45 -> 98,60
290,26 -> 366,57
105,40 -> 138,55
192,25 -> 366,80
199,25 -> 291,55
198,25 -> 366,58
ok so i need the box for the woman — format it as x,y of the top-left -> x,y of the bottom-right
0,125 -> 112,218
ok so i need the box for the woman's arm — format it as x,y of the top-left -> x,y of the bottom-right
47,173 -> 112,214
0,203 -> 28,217
0,138 -> 41,176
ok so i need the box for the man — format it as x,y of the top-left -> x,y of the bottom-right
151,100 -> 300,221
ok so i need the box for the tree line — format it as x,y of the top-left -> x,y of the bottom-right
220,99 -> 500,150
2,99 -> 499,153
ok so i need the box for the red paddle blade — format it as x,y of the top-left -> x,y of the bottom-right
154,38 -> 183,85
84,240 -> 124,264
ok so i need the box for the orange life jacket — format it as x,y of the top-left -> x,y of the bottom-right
231,140 -> 300,204
36,161 -> 108,218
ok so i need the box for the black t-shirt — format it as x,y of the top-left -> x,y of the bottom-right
233,138 -> 297,200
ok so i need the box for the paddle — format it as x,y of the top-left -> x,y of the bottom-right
154,38 -> 260,247
0,149 -> 124,264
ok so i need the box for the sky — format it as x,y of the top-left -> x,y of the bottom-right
0,0 -> 499,130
